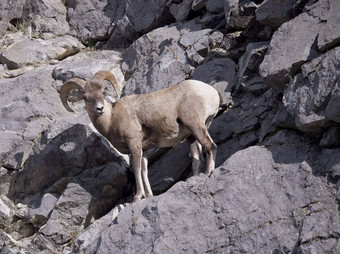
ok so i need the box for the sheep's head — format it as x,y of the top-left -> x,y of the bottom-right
60,70 -> 120,116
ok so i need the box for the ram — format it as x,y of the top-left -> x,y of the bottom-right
60,70 -> 221,201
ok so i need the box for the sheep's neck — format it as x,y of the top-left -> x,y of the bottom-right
90,102 -> 112,139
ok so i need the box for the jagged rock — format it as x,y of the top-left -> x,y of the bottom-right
191,58 -> 236,87
9,123 -> 125,200
319,126 -> 340,148
0,66 -> 66,170
205,0 -> 225,13
192,0 -> 205,11
283,46 -> 340,134
23,0 -> 70,36
0,0 -> 340,252
87,130 -> 340,253
224,0 -> 239,29
259,8 -> 324,91
103,0 -> 174,48
0,195 -> 15,229
0,0 -> 25,36
225,0 -> 259,31
179,26 -> 212,65
52,51 -> 124,92
255,0 -> 297,28
72,204 -> 125,253
66,0 -> 116,44
0,35 -> 84,70
237,41 -> 270,94
122,25 -> 192,95
317,0 -> 340,51
39,161 -> 128,245
169,0 -> 193,22
149,142 -> 191,194
28,193 -> 58,227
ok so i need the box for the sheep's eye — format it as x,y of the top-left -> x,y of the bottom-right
83,95 -> 88,101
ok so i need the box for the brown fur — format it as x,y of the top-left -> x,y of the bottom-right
60,71 -> 220,201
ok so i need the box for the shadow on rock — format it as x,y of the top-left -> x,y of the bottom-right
7,123 -> 132,244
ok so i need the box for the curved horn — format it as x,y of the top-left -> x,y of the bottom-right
60,78 -> 86,112
93,70 -> 121,99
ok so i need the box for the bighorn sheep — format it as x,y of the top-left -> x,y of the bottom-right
60,70 -> 221,201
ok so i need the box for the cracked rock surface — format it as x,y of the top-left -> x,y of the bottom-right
89,130 -> 340,254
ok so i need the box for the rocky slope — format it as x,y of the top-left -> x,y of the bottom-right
0,0 -> 340,253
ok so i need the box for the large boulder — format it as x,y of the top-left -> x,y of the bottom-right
317,0 -> 340,51
0,65 -> 67,170
0,35 -> 84,70
66,0 -> 116,44
259,11 -> 323,91
121,24 -> 192,95
283,46 -> 340,134
23,0 -> 70,36
87,130 -> 340,253
259,0 -> 340,92
68,0 -> 173,47
39,160 -> 129,246
255,0 -> 298,28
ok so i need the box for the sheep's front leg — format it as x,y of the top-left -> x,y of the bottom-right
142,155 -> 153,198
128,140 -> 145,201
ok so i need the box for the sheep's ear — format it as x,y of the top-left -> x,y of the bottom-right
60,78 -> 86,112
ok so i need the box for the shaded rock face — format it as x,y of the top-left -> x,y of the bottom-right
89,131 -> 340,254
0,0 -> 340,253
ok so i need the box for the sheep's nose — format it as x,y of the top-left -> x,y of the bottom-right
96,106 -> 104,113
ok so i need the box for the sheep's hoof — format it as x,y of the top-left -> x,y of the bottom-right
133,194 -> 143,201
145,193 -> 153,198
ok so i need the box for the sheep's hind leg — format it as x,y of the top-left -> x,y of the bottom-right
187,124 -> 217,176
142,155 -> 153,198
189,140 -> 203,176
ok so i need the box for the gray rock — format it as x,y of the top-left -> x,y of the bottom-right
52,51 -> 124,91
0,35 -> 84,70
260,10 -> 323,91
180,27 -> 212,65
104,0 -> 173,48
237,41 -> 270,94
225,0 -> 259,31
39,161 -> 128,245
259,0 -> 335,92
0,65 -> 66,170
28,193 -> 58,227
224,0 -> 239,29
169,0 -> 193,22
283,46 -> 340,134
73,204 -> 125,253
87,130 -> 340,253
0,195 -> 15,229
149,142 -> 191,194
23,0 -> 70,36
255,0 -> 297,28
192,0 -> 205,11
0,0 -> 25,36
317,0 -> 340,51
191,58 -> 236,87
206,0 -> 225,13
122,25 -> 192,95
320,126 -> 340,148
66,0 -> 115,43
